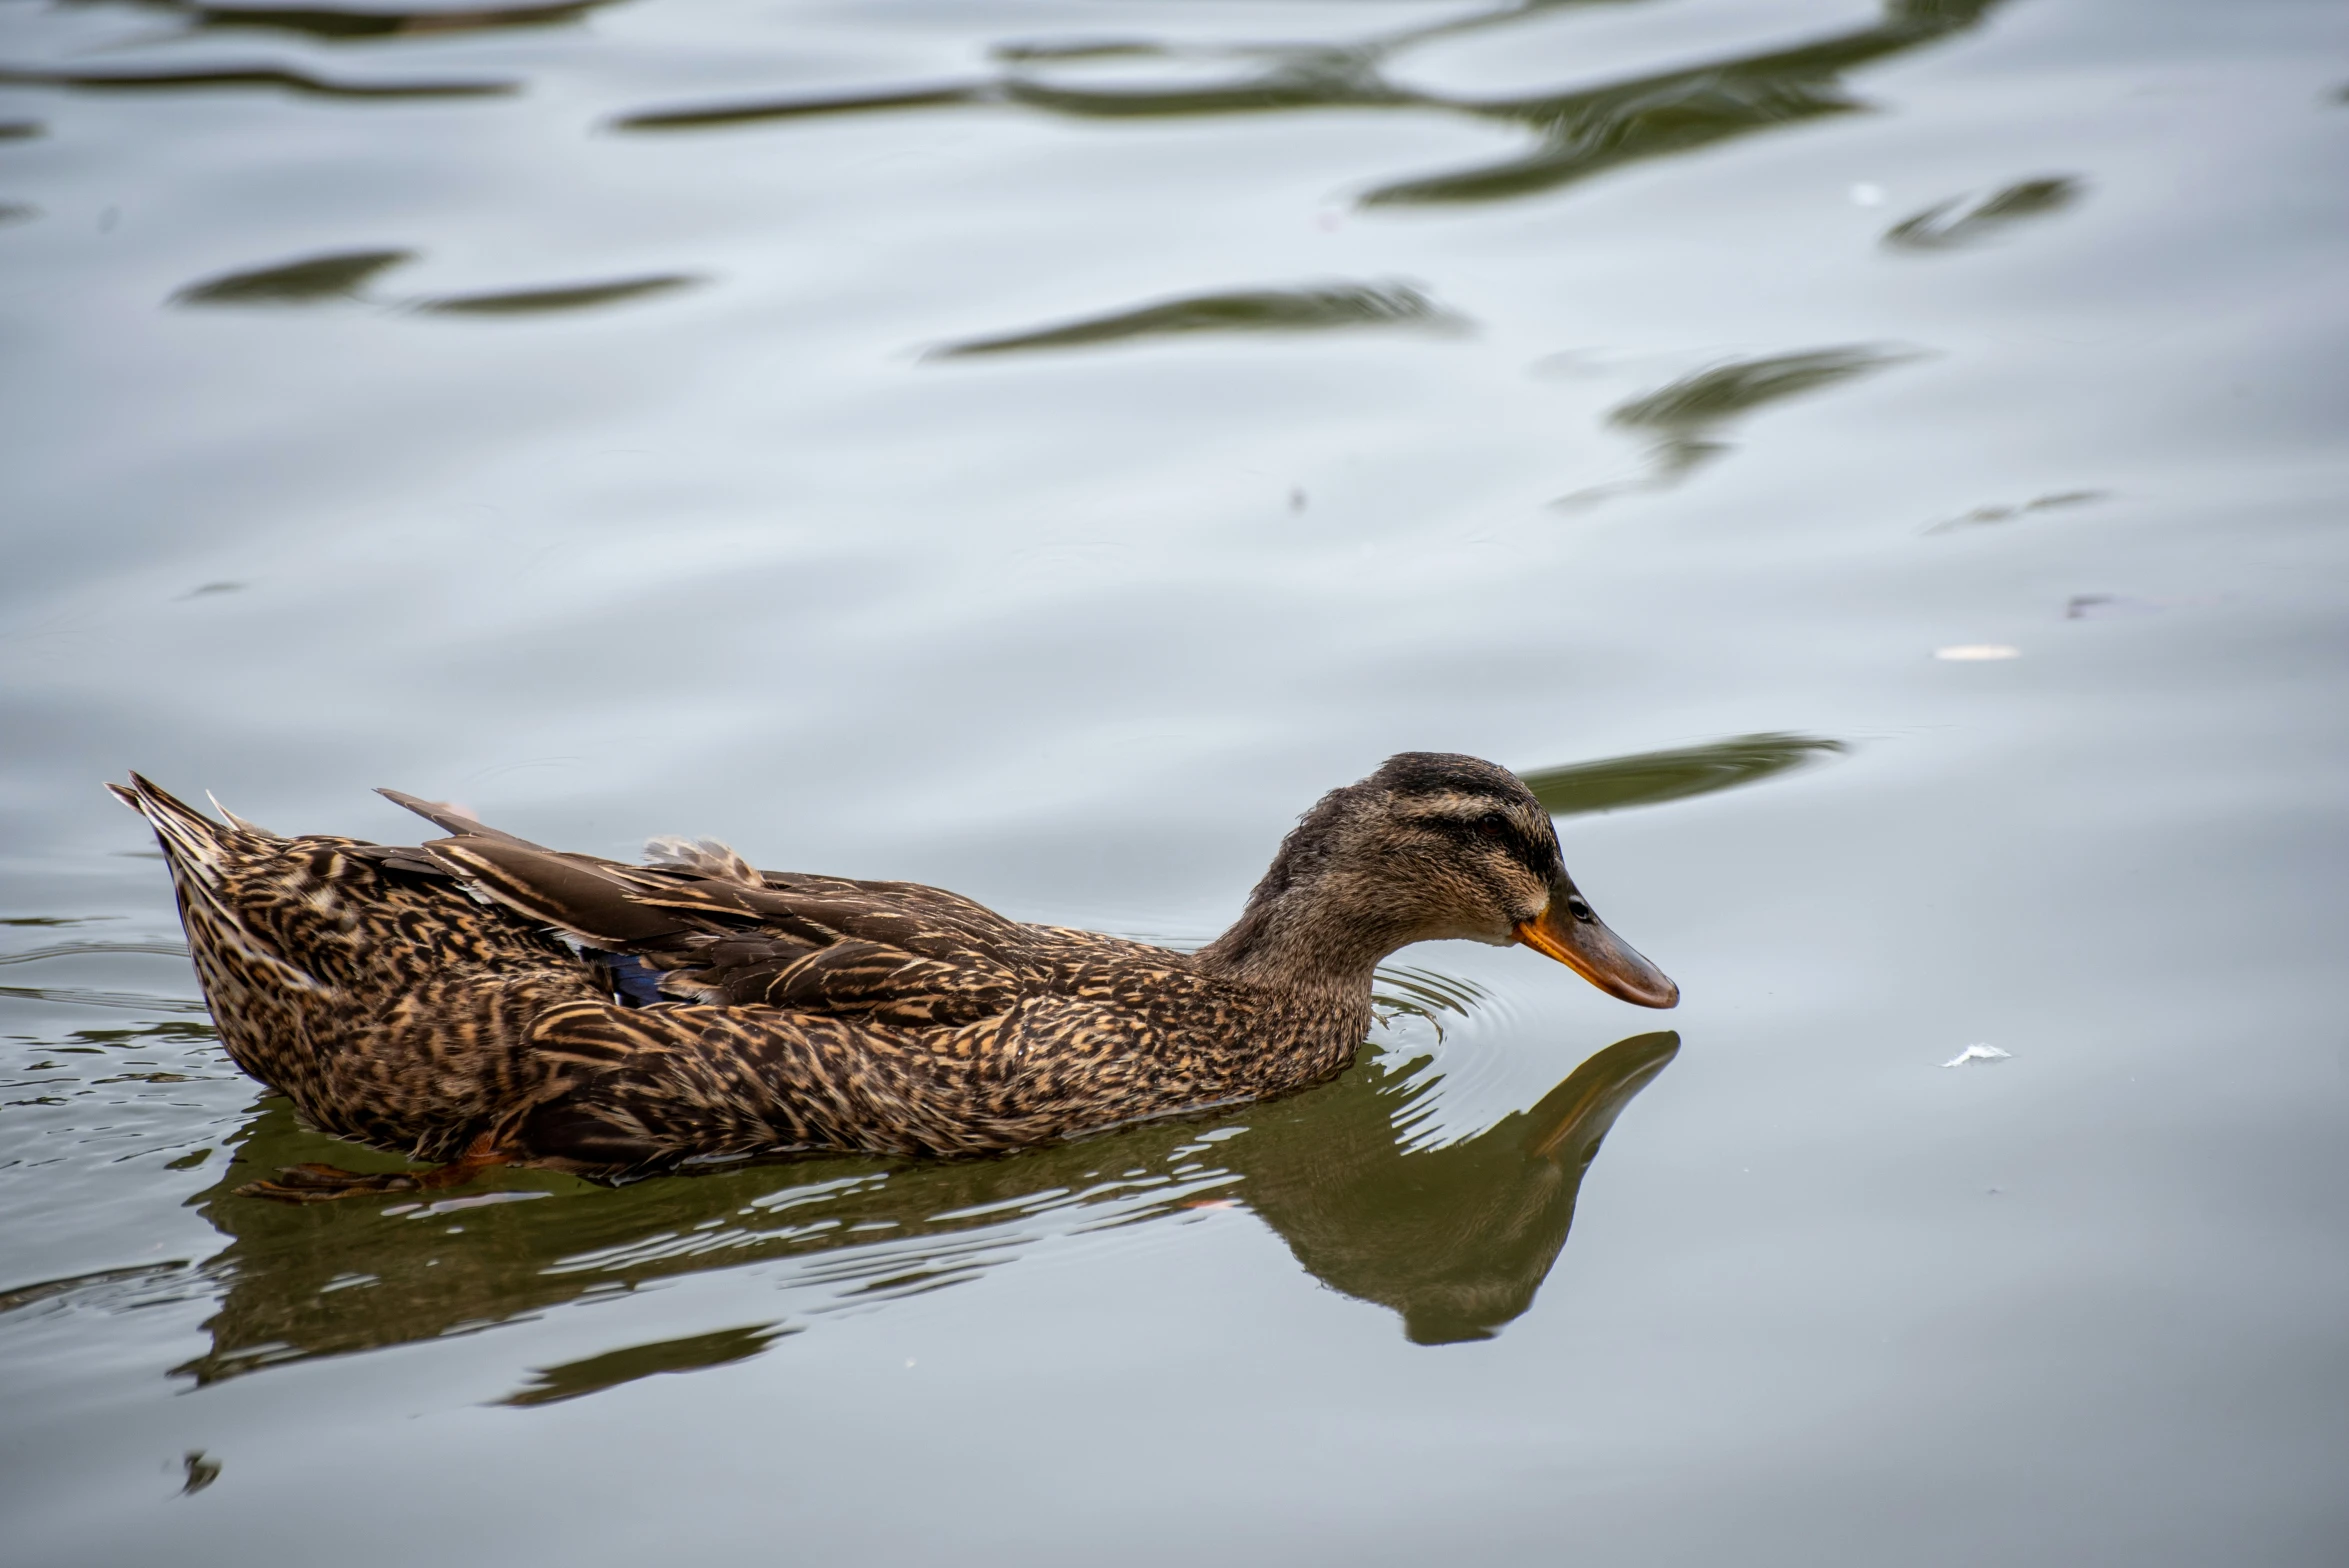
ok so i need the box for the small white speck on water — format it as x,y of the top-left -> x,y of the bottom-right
1941,1043 -> 2013,1068
1936,644 -> 2021,661
904,1358 -> 916,1369
1850,182 -> 1886,206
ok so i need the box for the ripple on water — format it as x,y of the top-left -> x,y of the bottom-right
0,63 -> 515,98
1883,175 -> 2086,252
927,280 -> 1465,359
173,249 -> 418,306
602,0 -> 2001,217
0,1010 -> 1677,1390
495,1320 -> 796,1407
410,274 -> 702,317
1520,731 -> 1850,818
174,0 -> 617,43
172,252 -> 701,316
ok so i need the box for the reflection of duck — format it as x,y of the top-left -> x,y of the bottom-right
173,1030 -> 1677,1388
111,754 -> 1674,1198
1233,1029 -> 1678,1344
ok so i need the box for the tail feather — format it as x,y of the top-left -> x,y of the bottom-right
207,791 -> 283,841
108,773 -> 323,993
108,772 -> 247,890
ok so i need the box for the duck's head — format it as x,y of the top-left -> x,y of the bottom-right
1201,752 -> 1677,1008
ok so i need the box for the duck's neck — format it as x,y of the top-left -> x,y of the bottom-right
1193,871 -> 1413,999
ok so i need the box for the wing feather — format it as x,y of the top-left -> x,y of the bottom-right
395,825 -> 1032,1028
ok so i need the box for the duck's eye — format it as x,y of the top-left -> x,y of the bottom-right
1567,898 -> 1595,923
1469,813 -> 1512,843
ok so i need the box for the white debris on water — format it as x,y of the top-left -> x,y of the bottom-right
1941,1043 -> 2013,1068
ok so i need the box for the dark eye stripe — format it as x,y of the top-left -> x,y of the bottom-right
1428,812 -> 1552,876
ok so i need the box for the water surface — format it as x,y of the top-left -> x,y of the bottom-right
3,0 -> 2347,1562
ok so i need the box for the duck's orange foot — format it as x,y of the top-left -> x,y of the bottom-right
236,1139 -> 511,1204
236,1162 -> 425,1202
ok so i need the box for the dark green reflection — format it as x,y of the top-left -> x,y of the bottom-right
1884,175 -> 2083,251
161,1030 -> 1674,1386
611,0 -> 2005,214
119,0 -> 616,43
412,274 -> 699,316
0,1260 -> 193,1314
0,65 -> 513,99
1358,0 -> 2006,208
500,1323 -> 797,1407
174,248 -> 415,306
180,1451 -> 221,1495
618,84 -> 988,132
170,255 -> 698,316
0,121 -> 41,141
930,281 -> 1459,359
1606,344 -> 1916,481
1241,1030 -> 1678,1344
1522,734 -> 1847,817
991,41 -> 1162,65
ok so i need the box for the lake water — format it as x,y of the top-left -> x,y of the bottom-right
3,0 -> 2346,1561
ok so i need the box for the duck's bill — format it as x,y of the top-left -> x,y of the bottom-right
1513,894 -> 1679,1009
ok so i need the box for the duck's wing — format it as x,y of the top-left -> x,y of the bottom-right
399,816 -> 1028,1029
358,787 -> 561,880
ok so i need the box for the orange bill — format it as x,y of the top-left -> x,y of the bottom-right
1512,886 -> 1679,1009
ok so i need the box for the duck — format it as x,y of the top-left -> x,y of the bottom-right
110,752 -> 1676,1201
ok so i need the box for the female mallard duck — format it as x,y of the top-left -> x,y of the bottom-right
111,753 -> 1675,1200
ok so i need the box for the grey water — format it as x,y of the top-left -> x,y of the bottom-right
3,0 -> 2347,1561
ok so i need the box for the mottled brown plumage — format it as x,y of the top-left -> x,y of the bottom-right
109,754 -> 1675,1199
